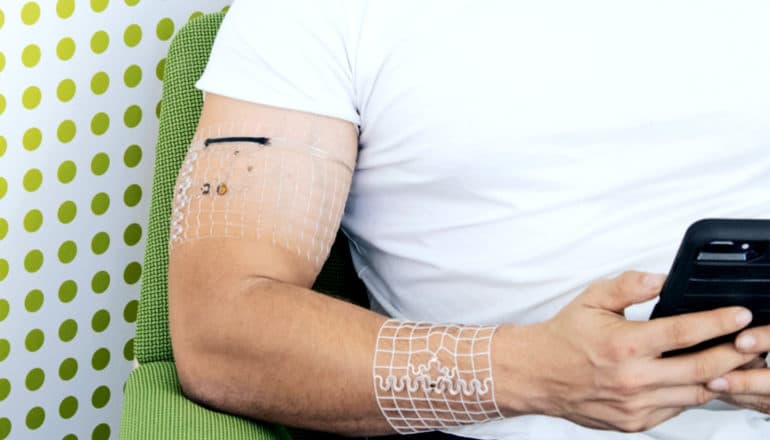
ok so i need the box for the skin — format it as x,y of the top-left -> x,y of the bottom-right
170,94 -> 770,436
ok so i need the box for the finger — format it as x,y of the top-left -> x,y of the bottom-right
707,369 -> 770,394
637,306 -> 752,355
651,343 -> 757,386
719,394 -> 770,414
640,385 -> 717,408
581,271 -> 666,313
734,325 -> 770,354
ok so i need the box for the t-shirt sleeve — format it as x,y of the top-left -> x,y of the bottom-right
196,0 -> 360,125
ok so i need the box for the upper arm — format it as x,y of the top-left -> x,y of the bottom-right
168,93 -> 358,292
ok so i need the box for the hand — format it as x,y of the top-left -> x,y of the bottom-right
492,271 -> 757,433
707,325 -> 770,414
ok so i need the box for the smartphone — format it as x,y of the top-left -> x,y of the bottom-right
649,218 -> 770,356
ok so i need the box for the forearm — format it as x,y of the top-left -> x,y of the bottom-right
170,241 -> 514,435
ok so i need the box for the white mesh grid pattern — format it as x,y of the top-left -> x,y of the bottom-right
169,123 -> 354,270
373,320 -> 504,434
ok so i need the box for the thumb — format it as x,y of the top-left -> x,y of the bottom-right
580,271 -> 666,313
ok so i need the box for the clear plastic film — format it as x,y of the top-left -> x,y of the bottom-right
169,121 -> 356,272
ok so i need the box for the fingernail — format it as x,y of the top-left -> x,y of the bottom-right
736,310 -> 753,326
643,273 -> 666,288
736,334 -> 756,350
707,378 -> 728,392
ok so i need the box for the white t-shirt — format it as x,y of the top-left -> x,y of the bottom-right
197,1 -> 770,438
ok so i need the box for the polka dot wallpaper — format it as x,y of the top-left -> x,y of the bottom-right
0,1 -> 231,439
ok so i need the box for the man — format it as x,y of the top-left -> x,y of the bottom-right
168,1 -> 770,438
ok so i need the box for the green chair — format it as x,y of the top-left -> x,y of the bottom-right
120,12 -> 367,440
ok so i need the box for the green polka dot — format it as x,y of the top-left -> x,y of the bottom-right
57,120 -> 77,143
58,240 -> 77,263
21,2 -> 41,26
23,128 -> 42,151
58,201 -> 77,224
0,378 -> 9,401
124,23 -> 142,47
90,30 -> 109,54
58,280 -> 77,303
0,218 -> 7,240
22,86 -> 42,109
123,223 -> 142,246
25,329 -> 44,352
123,144 -> 142,167
123,300 -> 137,323
0,136 -> 6,157
56,37 -> 76,61
91,231 -> 110,255
91,192 -> 110,215
25,368 -> 44,391
0,9 -> 4,29
188,11 -> 203,22
22,44 -> 41,68
90,71 -> 109,95
58,358 -> 78,380
25,406 -> 44,430
92,423 -> 110,440
91,271 -> 110,294
63,434 -> 77,440
91,0 -> 108,12
123,64 -> 142,87
23,169 -> 43,192
91,348 -> 110,371
124,261 -> 141,285
59,319 -> 78,342
0,94 -> 6,115
0,339 -> 9,362
23,209 -> 43,232
24,289 -> 43,312
92,309 -> 110,332
0,178 -> 6,200
123,338 -> 134,361
24,249 -> 43,272
0,52 -> 5,73
0,299 -> 8,321
124,105 -> 142,128
123,184 -> 142,207
155,58 -> 166,81
57,79 -> 76,102
156,17 -> 174,41
90,152 -> 110,176
57,0 -> 76,19
0,418 -> 10,440
91,386 -> 110,409
0,259 -> 7,281
155,100 -> 162,118
59,396 -> 78,419
58,160 -> 77,183
125,0 -> 140,5
91,112 -> 110,135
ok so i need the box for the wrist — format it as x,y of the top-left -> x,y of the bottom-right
491,323 -> 556,418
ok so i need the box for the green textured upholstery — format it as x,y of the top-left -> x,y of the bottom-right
122,11 -> 368,440
121,362 -> 290,440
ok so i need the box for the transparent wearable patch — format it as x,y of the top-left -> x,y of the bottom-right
373,320 -> 504,434
169,121 -> 356,271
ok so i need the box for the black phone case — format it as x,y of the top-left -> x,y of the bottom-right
650,218 -> 770,356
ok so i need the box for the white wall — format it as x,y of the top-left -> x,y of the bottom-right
0,1 -> 230,438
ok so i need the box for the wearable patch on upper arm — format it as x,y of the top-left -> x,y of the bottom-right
170,121 -> 356,272
373,320 -> 504,433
